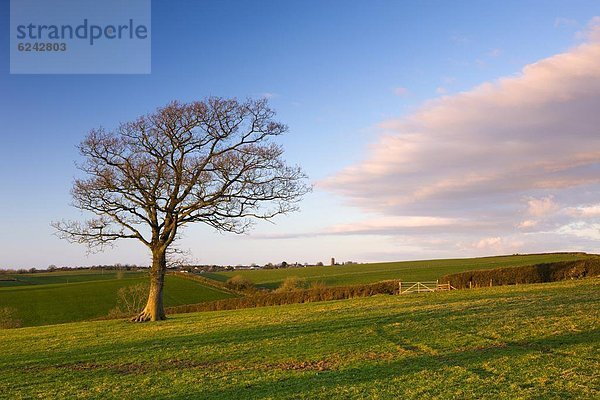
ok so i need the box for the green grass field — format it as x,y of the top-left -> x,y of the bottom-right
1,278 -> 598,399
0,275 -> 236,327
205,253 -> 591,289
0,253 -> 592,328
0,270 -> 144,287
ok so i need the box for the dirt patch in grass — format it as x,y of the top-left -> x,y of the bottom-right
273,359 -> 334,372
64,362 -> 103,371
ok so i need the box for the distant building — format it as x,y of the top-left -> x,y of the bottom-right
331,257 -> 335,266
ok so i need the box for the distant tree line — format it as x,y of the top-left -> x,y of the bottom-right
0,264 -> 149,275
0,259 -> 359,275
175,260 -> 358,273
440,258 -> 600,289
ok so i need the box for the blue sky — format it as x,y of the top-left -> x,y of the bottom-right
1,1 -> 600,268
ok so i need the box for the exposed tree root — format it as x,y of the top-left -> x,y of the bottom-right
131,309 -> 166,322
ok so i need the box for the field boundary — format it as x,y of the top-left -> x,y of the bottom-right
164,279 -> 402,315
440,258 -> 600,289
398,281 -> 456,294
167,272 -> 242,296
202,253 -> 594,288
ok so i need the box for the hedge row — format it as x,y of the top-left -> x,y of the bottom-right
439,258 -> 600,289
168,272 -> 242,295
165,280 -> 400,314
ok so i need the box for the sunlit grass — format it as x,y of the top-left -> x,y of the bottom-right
0,275 -> 236,327
1,278 -> 598,399
205,253 -> 591,289
0,270 -> 144,287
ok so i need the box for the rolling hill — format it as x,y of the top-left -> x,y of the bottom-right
204,253 -> 592,289
1,278 -> 598,399
0,273 -> 236,327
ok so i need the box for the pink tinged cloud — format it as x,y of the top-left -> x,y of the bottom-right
517,196 -> 560,231
557,222 -> 600,240
315,19 -> 600,256
325,216 -> 458,235
526,196 -> 559,217
518,220 -> 538,229
319,21 -> 600,219
467,236 -> 525,254
565,204 -> 600,218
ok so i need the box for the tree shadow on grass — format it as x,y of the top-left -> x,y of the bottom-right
4,293 -> 593,369
195,328 -> 599,399
5,311 -> 410,368
4,311 -> 598,399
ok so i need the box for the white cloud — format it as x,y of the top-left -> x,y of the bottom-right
326,216 -> 457,235
518,220 -> 538,229
318,19 -> 600,253
251,215 -> 483,239
526,196 -> 559,217
474,236 -> 501,249
566,204 -> 600,218
556,222 -> 600,240
321,21 -> 600,214
576,17 -> 600,41
467,236 -> 524,253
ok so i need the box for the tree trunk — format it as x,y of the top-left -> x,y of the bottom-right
132,248 -> 167,322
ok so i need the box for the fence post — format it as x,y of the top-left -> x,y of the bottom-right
490,279 -> 492,287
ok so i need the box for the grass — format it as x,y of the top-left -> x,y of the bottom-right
0,275 -> 236,327
204,253 -> 591,289
0,270 -> 144,287
1,278 -> 598,399
0,253 -> 591,328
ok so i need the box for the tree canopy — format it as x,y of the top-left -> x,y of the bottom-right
53,98 -> 310,321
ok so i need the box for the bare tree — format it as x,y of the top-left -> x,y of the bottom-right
53,98 -> 310,322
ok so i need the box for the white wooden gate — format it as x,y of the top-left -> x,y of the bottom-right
398,280 -> 455,294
